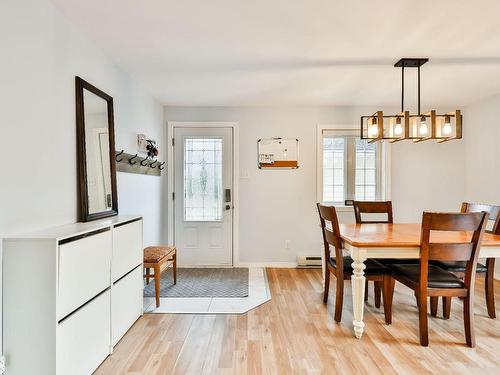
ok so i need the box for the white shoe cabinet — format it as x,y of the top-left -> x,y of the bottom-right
2,215 -> 143,375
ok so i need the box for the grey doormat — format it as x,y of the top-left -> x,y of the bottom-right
143,267 -> 249,298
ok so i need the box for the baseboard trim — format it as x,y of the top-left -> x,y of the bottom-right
236,261 -> 298,268
175,265 -> 233,268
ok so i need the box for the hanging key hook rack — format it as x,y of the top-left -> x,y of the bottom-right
115,150 -> 165,176
128,154 -> 139,165
140,156 -> 149,167
115,150 -> 124,162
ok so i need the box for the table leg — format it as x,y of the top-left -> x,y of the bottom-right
350,248 -> 367,339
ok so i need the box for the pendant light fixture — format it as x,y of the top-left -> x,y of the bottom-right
360,58 -> 462,143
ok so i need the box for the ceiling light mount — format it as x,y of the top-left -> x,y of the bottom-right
394,58 -> 429,68
361,57 -> 462,143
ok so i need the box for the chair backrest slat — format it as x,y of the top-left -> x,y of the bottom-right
318,203 -> 335,223
420,211 -> 489,291
353,201 -> 393,224
324,227 -> 339,248
428,242 -> 474,261
461,202 -> 500,234
426,212 -> 485,232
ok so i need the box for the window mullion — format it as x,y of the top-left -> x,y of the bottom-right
346,137 -> 355,201
376,142 -> 383,200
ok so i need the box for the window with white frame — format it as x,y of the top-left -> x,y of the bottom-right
320,128 -> 386,205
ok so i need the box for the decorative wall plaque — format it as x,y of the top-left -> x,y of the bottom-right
257,138 -> 299,169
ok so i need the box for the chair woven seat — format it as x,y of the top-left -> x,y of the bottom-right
144,246 -> 177,308
144,246 -> 176,263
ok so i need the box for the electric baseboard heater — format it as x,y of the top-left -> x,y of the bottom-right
296,256 -> 322,268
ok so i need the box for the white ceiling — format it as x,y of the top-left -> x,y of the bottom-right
51,0 -> 500,107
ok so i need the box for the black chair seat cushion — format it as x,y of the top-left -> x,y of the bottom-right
378,258 -> 419,265
390,264 -> 465,288
431,260 -> 487,273
329,257 -> 391,275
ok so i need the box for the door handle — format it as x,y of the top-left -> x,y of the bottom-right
225,189 -> 231,203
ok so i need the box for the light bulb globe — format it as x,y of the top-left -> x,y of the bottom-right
419,122 -> 428,135
394,123 -> 403,136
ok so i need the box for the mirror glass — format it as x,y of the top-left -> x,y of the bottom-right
83,89 -> 113,214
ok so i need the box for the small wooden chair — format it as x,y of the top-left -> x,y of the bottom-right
144,246 -> 177,308
353,200 -> 393,224
353,201 -> 394,304
317,203 -> 394,324
352,200 -> 416,305
388,211 -> 489,347
434,202 -> 500,319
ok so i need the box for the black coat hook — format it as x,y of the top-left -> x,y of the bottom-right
159,162 -> 166,171
115,150 -> 124,162
140,156 -> 149,166
150,160 -> 158,168
129,154 -> 139,165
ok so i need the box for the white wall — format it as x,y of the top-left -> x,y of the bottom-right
164,106 -> 465,265
465,94 -> 500,277
465,95 -> 500,204
0,0 -> 165,352
0,0 -> 165,243
391,139 -> 465,222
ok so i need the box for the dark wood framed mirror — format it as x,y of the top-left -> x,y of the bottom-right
76,76 -> 118,222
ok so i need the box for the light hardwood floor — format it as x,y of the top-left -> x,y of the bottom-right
95,268 -> 500,375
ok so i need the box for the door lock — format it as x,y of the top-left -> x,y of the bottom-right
225,205 -> 231,210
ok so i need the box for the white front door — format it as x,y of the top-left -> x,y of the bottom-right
174,127 -> 233,266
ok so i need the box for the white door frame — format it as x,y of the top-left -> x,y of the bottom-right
167,121 -> 240,266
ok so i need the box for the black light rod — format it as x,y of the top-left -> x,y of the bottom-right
401,65 -> 404,112
417,65 -> 421,116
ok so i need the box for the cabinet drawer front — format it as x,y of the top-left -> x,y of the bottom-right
58,230 -> 111,320
57,290 -> 111,375
112,220 -> 143,282
112,266 -> 143,346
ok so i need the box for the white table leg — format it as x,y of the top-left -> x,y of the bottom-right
350,247 -> 367,339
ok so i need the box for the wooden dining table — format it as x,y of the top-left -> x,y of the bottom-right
339,223 -> 500,339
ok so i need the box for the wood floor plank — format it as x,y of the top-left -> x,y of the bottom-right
171,315 -> 218,375
95,269 -> 500,375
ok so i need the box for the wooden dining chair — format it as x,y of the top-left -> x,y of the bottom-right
353,200 -> 416,305
433,202 -> 500,319
388,211 -> 489,347
353,201 -> 393,224
317,203 -> 394,324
